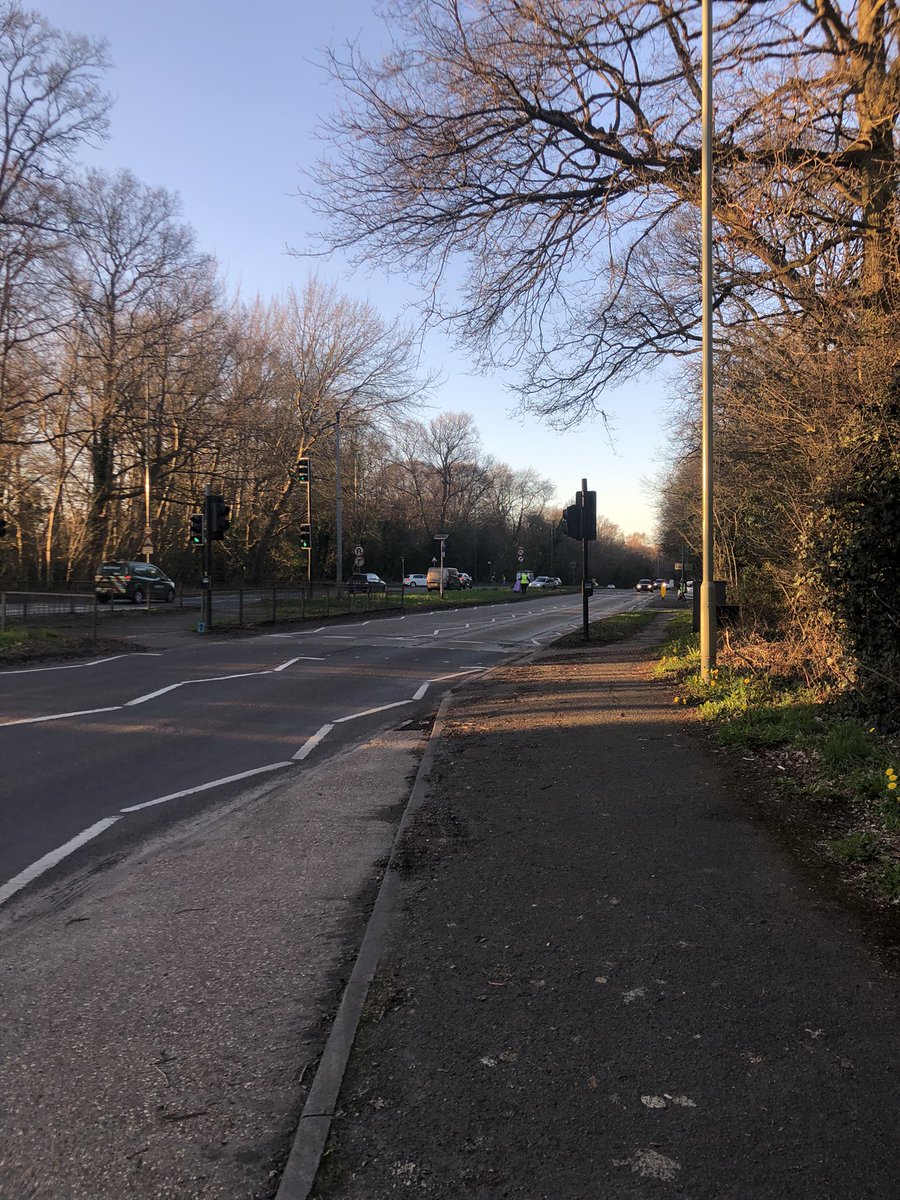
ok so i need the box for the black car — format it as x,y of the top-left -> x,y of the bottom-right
95,560 -> 176,604
347,572 -> 387,593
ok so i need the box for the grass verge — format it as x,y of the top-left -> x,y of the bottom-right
655,617 -> 900,908
551,608 -> 657,649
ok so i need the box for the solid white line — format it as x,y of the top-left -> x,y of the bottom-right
125,667 -> 284,707
0,817 -> 120,907
120,762 -> 295,812
333,700 -> 411,724
0,705 -> 121,728
273,657 -> 302,671
125,683 -> 182,705
1,654 -> 132,675
412,683 -> 429,701
293,723 -> 334,760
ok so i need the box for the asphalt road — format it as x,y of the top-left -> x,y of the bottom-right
0,591 -> 645,907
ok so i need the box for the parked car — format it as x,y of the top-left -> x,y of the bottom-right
635,578 -> 653,592
403,573 -> 428,588
530,575 -> 559,589
458,572 -> 473,588
94,560 -> 176,605
426,566 -> 462,590
347,572 -> 387,593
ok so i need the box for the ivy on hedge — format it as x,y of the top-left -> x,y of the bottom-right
802,385 -> 900,726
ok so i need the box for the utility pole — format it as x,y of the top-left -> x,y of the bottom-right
700,0 -> 717,681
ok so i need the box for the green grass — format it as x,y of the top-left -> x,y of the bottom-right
551,609 -> 657,648
0,626 -> 75,657
654,617 -> 900,905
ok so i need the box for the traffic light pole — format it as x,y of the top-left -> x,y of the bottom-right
202,485 -> 213,631
581,477 -> 590,642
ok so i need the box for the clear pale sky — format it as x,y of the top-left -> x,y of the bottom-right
35,0 -> 674,538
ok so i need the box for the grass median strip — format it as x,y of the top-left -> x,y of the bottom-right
551,608 -> 658,649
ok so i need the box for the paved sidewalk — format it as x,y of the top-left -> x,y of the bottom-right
311,618 -> 900,1199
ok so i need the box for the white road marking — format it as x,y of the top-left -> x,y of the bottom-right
0,654 -> 133,675
120,762 -> 295,812
333,700 -> 411,724
0,817 -> 120,906
293,723 -> 334,760
413,683 -> 429,701
0,705 -> 121,728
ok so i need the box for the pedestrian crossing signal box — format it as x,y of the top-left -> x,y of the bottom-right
583,579 -> 594,596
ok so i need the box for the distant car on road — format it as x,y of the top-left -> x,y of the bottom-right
403,573 -> 428,588
606,583 -> 616,589
95,560 -> 176,605
530,576 -> 559,589
635,578 -> 653,592
458,572 -> 473,588
653,578 -> 666,591
347,572 -> 386,593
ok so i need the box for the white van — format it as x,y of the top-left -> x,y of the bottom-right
426,566 -> 462,590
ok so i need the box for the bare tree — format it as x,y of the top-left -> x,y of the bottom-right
308,0 -> 900,423
61,167 -> 218,557
0,3 -> 110,510
243,277 -> 433,577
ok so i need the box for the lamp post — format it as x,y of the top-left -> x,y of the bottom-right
699,0 -> 717,681
335,409 -> 343,583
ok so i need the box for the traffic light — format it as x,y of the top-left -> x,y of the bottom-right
299,523 -> 311,550
563,492 -> 597,541
206,494 -> 230,540
580,489 -> 597,541
297,457 -> 310,483
189,512 -> 204,546
564,504 -> 581,539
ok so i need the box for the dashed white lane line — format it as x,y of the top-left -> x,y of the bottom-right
2,657 -> 313,724
0,818 -> 121,907
120,762 -> 295,813
0,663 -> 489,907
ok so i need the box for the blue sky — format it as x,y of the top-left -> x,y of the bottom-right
36,0 -> 673,538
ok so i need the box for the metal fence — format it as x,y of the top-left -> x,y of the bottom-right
1,583 -> 406,638
0,591 -> 100,637
197,582 -> 406,628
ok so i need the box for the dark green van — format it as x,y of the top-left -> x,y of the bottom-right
94,560 -> 176,604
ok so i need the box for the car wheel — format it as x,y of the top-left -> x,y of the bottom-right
165,588 -> 175,603
132,588 -> 145,605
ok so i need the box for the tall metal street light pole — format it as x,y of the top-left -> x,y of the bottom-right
335,409 -> 343,583
700,0 -> 717,682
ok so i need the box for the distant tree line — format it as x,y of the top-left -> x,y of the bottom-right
0,4 -> 597,588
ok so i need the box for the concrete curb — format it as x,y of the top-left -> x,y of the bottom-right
275,689 -> 455,1200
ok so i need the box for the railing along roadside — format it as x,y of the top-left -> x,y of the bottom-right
0,591 -> 100,640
